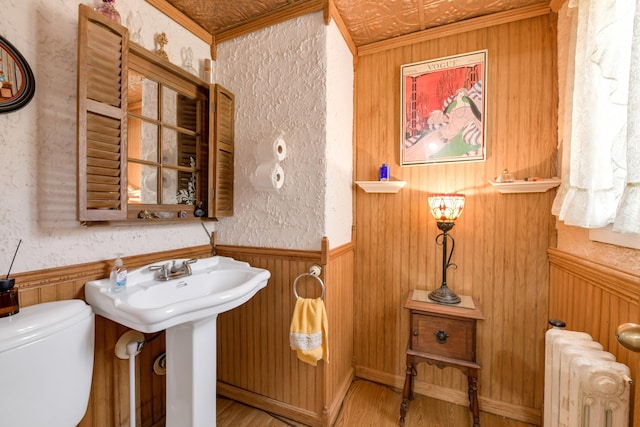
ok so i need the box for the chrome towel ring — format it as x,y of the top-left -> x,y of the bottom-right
293,264 -> 325,300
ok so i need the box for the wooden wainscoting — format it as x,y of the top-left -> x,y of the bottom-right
215,237 -> 355,427
352,13 -> 558,426
11,241 -> 352,427
548,248 -> 640,423
13,245 -> 212,427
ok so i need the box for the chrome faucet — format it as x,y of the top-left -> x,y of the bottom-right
150,258 -> 197,281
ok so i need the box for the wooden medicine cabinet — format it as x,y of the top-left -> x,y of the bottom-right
76,4 -> 233,224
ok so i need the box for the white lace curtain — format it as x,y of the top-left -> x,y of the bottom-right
552,0 -> 640,233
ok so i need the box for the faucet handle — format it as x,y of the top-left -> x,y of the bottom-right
149,263 -> 171,279
169,261 -> 180,273
183,258 -> 197,274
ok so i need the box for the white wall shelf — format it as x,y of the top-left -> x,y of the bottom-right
488,178 -> 561,194
356,181 -> 406,193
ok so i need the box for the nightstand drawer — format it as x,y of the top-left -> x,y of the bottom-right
411,313 -> 475,362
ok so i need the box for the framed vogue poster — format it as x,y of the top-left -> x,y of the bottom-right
400,50 -> 487,166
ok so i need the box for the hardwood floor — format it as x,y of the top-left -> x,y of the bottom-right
217,379 -> 539,427
216,397 -> 295,427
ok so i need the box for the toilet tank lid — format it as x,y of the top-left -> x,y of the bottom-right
0,300 -> 93,353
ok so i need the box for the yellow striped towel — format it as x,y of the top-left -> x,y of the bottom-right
289,297 -> 329,366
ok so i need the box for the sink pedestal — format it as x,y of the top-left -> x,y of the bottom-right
166,315 -> 218,427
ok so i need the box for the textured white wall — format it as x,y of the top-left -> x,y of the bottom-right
215,12 -> 353,250
0,0 -> 212,274
0,1 -> 352,273
325,21 -> 354,247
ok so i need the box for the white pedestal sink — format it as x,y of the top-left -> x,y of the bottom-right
85,256 -> 270,427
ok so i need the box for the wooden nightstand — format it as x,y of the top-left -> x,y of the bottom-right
399,290 -> 484,426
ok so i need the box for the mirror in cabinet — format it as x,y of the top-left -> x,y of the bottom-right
126,67 -> 204,214
76,4 -> 234,224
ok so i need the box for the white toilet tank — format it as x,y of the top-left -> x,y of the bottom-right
0,299 -> 95,427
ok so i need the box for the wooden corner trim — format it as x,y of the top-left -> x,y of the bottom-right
548,0 -> 567,13
214,244 -> 323,262
214,0 -> 325,44
357,3 -> 551,56
145,0 -> 213,45
327,0 -> 357,57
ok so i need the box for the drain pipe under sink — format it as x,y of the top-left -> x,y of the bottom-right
127,341 -> 140,427
115,331 -> 145,427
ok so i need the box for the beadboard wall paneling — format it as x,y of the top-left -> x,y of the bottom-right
353,15 -> 557,425
548,248 -> 640,420
12,245 -> 212,427
323,242 -> 356,423
215,239 -> 355,427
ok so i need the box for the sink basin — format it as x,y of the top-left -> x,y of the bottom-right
85,255 -> 270,427
85,256 -> 270,333
127,270 -> 257,308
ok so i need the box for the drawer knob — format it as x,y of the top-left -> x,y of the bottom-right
434,329 -> 449,344
412,330 -> 418,336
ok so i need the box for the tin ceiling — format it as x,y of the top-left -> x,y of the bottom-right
162,0 -> 550,46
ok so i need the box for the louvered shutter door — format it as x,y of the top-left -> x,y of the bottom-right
77,4 -> 128,221
210,85 -> 234,217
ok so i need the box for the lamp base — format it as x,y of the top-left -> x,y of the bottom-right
428,286 -> 461,305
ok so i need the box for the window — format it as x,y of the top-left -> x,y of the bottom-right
552,0 -> 640,238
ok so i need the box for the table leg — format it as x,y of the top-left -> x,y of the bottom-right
468,370 -> 480,427
399,361 -> 414,425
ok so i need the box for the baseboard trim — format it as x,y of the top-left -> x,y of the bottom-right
217,382 -> 322,427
